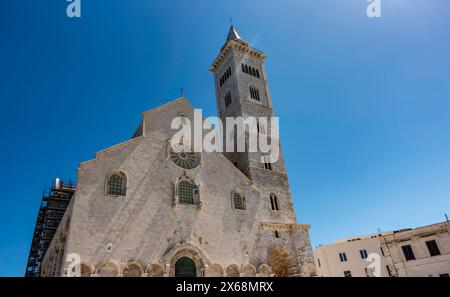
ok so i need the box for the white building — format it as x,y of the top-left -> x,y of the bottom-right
314,221 -> 450,277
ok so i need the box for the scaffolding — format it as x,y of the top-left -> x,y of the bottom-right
25,178 -> 76,277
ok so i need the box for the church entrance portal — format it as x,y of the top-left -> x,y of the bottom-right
175,257 -> 197,277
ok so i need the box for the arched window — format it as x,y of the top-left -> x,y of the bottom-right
232,192 -> 246,210
270,193 -> 279,211
106,172 -> 126,196
177,179 -> 197,204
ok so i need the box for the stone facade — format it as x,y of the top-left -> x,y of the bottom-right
40,26 -> 315,277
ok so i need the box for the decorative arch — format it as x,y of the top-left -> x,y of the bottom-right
146,263 -> 164,277
268,245 -> 295,277
241,263 -> 257,277
95,261 -> 120,277
205,263 -> 224,277
121,261 -> 144,277
105,171 -> 127,196
225,263 -> 241,277
162,243 -> 210,277
80,262 -> 94,277
257,264 -> 272,277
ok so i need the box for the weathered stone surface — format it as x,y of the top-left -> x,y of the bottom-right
40,27 -> 315,277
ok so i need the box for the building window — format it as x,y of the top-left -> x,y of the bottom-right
241,63 -> 260,78
106,172 -> 126,196
169,143 -> 199,170
177,180 -> 197,204
270,194 -> 279,211
386,265 -> 393,277
317,258 -> 321,268
339,252 -> 348,262
425,240 -> 441,257
380,247 -> 385,256
224,91 -> 232,108
263,155 -> 273,170
249,86 -> 260,101
257,121 -> 266,134
359,249 -> 368,259
232,192 -> 246,210
219,66 -> 232,87
343,270 -> 352,277
275,231 -> 280,238
401,245 -> 416,261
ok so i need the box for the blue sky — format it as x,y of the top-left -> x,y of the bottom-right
1,0 -> 449,276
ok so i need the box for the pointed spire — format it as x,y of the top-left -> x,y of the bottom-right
226,25 -> 243,42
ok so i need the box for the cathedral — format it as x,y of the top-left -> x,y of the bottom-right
38,26 -> 316,277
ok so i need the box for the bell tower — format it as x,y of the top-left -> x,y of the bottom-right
210,26 -> 296,222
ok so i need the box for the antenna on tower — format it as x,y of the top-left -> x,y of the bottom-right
180,88 -> 184,97
445,213 -> 449,222
229,17 -> 233,25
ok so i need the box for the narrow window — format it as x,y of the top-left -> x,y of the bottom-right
401,245 -> 416,261
359,249 -> 368,259
425,240 -> 441,257
339,252 -> 348,262
263,156 -> 273,170
343,270 -> 352,277
241,63 -> 245,72
224,91 -> 232,108
232,192 -> 246,210
249,86 -> 260,101
270,194 -> 279,211
386,265 -> 392,277
245,65 -> 249,73
380,247 -> 385,256
274,231 -> 280,238
317,258 -> 321,268
256,69 -> 260,78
